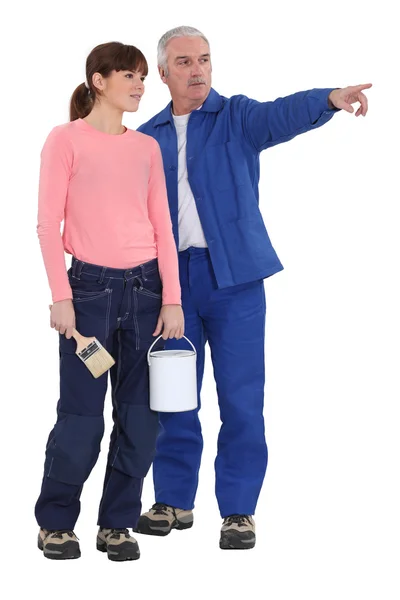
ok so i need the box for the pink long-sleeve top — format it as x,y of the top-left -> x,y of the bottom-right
37,118 -> 181,305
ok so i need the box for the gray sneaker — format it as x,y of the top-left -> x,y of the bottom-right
135,503 -> 194,536
219,515 -> 256,549
38,528 -> 81,560
97,528 -> 140,561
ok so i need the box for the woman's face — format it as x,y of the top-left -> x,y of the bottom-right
93,69 -> 146,112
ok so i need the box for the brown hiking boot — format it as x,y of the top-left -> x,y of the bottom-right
97,528 -> 140,561
135,503 -> 194,536
219,515 -> 256,549
38,528 -> 81,560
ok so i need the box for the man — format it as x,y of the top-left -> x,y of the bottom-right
136,26 -> 371,550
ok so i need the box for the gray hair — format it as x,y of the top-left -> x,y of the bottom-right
157,26 -> 210,76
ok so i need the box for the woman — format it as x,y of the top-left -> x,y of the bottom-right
35,41 -> 184,561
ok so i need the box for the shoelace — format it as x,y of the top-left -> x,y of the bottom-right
107,528 -> 129,540
151,503 -> 171,516
223,515 -> 251,528
46,529 -> 78,540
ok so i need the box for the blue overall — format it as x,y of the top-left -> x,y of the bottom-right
138,88 -> 337,516
35,257 -> 164,530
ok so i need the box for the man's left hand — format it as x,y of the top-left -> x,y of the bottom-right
328,84 -> 372,116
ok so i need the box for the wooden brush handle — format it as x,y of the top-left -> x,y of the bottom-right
71,328 -> 94,353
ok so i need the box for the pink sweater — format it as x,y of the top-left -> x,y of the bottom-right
37,118 -> 181,305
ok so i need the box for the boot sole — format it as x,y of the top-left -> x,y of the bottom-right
219,532 -> 256,550
38,539 -> 81,560
97,539 -> 140,561
134,516 -> 193,537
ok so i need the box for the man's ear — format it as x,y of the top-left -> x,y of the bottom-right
158,66 -> 167,84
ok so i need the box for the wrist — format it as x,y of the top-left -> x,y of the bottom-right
327,88 -> 341,110
53,297 -> 73,304
162,303 -> 182,307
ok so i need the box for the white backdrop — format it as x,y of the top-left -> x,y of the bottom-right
1,1 -> 399,598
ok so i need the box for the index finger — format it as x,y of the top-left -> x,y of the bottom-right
354,83 -> 372,91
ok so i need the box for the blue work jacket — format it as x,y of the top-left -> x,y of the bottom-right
138,87 -> 337,288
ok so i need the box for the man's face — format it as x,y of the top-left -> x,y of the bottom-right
160,36 -> 212,106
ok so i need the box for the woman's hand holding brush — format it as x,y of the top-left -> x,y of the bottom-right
49,299 -> 76,339
48,301 -> 114,378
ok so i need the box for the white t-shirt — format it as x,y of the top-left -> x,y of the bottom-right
172,111 -> 208,252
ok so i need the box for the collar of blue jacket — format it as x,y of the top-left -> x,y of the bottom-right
153,88 -> 224,127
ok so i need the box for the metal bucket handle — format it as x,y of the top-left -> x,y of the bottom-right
147,335 -> 197,365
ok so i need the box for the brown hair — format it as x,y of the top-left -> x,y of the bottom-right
69,42 -> 148,121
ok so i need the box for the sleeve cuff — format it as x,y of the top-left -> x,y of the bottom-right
309,88 -> 341,113
162,295 -> 182,306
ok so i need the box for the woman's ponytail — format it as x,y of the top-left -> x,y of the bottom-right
69,82 -> 93,121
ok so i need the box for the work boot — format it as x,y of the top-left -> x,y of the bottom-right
219,515 -> 256,549
97,528 -> 140,561
135,503 -> 194,536
38,528 -> 81,560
